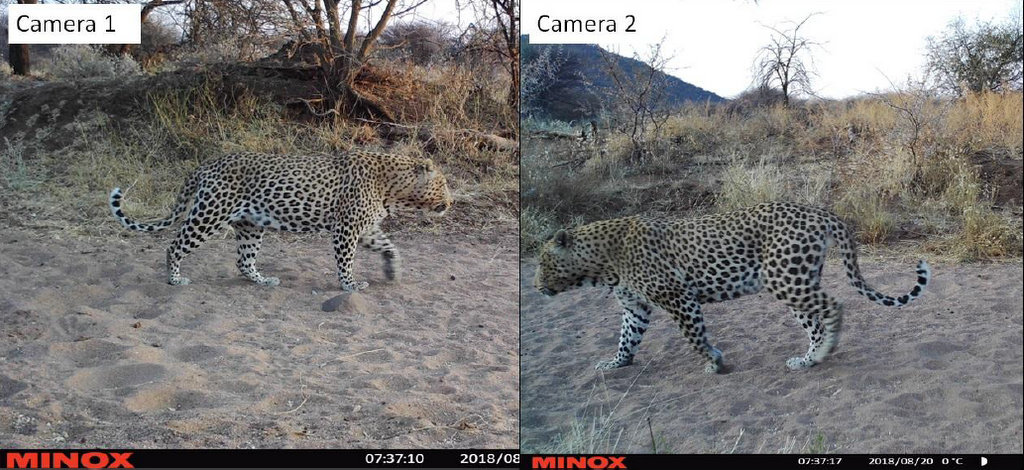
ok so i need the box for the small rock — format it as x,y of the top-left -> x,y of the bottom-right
321,292 -> 370,314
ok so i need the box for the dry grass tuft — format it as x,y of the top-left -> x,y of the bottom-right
522,91 -> 1022,260
1,54 -> 517,234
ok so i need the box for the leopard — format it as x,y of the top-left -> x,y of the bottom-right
109,150 -> 452,291
533,202 -> 930,373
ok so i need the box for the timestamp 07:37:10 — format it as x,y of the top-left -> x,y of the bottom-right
362,452 -> 521,466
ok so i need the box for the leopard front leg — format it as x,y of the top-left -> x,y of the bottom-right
359,226 -> 400,282
332,227 -> 368,292
659,294 -> 723,374
596,288 -> 652,370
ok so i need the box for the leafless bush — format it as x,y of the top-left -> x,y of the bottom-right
45,45 -> 142,81
521,45 -> 566,117
872,78 -> 949,183
380,21 -> 454,65
599,40 -> 674,163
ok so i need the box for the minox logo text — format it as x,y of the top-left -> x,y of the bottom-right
5,452 -> 134,468
531,455 -> 627,469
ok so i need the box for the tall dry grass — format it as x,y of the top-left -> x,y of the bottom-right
1,52 -> 518,234
522,91 -> 1023,260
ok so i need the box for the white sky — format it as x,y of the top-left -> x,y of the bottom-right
1,1 -> 474,38
6,0 -> 1019,100
406,0 -> 471,26
524,0 -> 1021,99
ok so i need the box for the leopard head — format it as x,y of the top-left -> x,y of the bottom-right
390,158 -> 452,216
534,229 -> 584,296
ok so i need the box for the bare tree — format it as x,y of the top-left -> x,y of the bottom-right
184,0 -> 293,56
7,0 -> 38,76
753,14 -> 820,107
114,0 -> 185,55
472,0 -> 518,109
520,43 -> 565,117
925,15 -> 1023,96
281,0 -> 427,120
599,40 -> 673,163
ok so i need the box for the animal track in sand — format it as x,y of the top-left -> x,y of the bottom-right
67,363 -> 167,391
125,387 -> 216,413
49,339 -> 128,367
172,344 -> 225,363
0,374 -> 28,400
914,340 -> 966,357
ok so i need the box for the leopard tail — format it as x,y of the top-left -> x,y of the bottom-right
109,173 -> 197,232
829,219 -> 930,307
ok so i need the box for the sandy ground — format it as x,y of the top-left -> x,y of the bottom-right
0,223 -> 518,448
521,257 -> 1023,453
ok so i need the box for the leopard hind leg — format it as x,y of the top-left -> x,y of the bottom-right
231,221 -> 279,286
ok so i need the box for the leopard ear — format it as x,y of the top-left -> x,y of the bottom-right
417,159 -> 436,173
554,229 -> 573,249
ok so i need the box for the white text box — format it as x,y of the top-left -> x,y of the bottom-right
8,4 -> 142,45
522,0 -> 646,44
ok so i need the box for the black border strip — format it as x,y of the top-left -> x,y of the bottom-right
521,454 -> 1023,470
1,449 -> 519,469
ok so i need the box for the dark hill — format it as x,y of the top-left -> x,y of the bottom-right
522,35 -> 725,121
